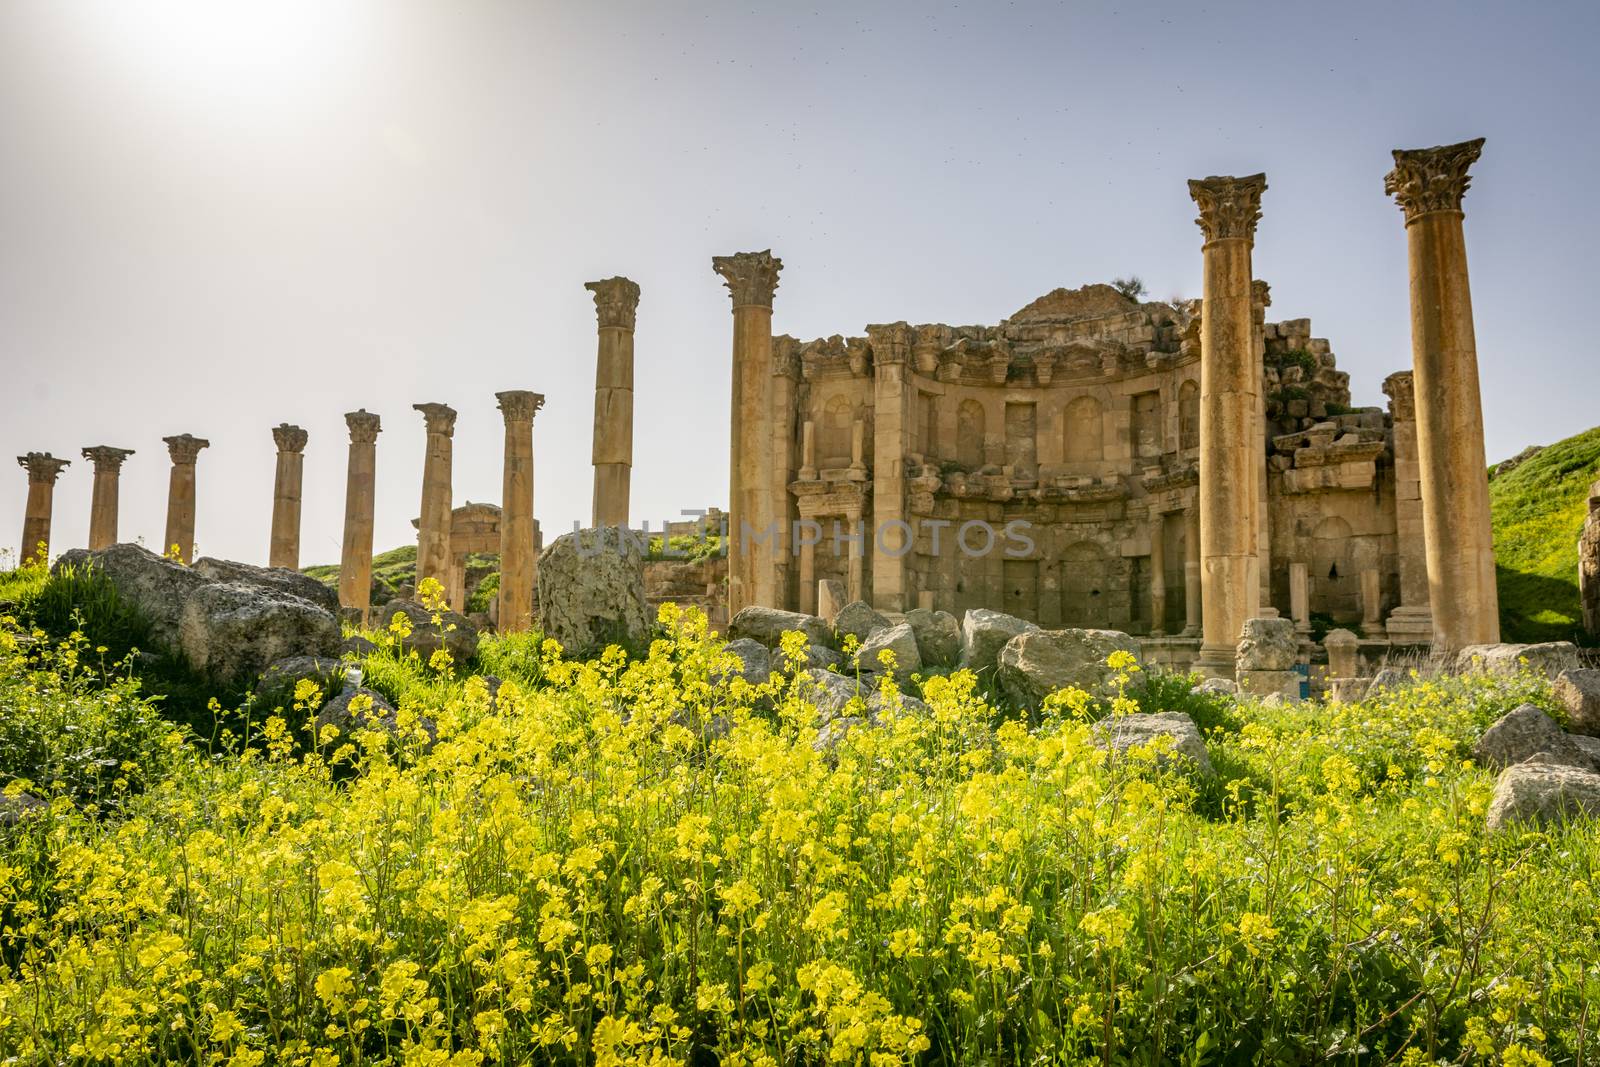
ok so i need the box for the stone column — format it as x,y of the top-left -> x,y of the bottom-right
16,453 -> 69,564
1289,561 -> 1311,636
1381,370 -> 1435,644
339,410 -> 382,620
496,390 -> 544,633
771,342 -> 801,609
1189,173 -> 1267,676
712,250 -> 782,616
268,424 -> 309,570
867,322 -> 911,612
413,403 -> 457,595
162,435 -> 209,563
1581,476 -> 1600,638
1385,138 -> 1499,649
586,277 -> 640,529
1361,568 -> 1386,639
1252,280 -> 1277,617
1149,512 -> 1168,635
82,446 -> 134,551
1182,505 -> 1201,637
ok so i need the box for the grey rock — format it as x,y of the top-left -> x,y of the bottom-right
376,600 -> 479,665
0,792 -> 45,827
1458,642 -> 1582,679
833,601 -> 890,645
803,644 -> 842,671
958,608 -> 1039,676
1472,703 -> 1597,772
1554,669 -> 1600,737
1235,617 -> 1299,673
856,622 -> 921,681
53,543 -> 208,648
866,689 -> 930,717
1191,677 -> 1238,697
996,628 -> 1141,709
537,527 -> 651,658
192,557 -> 339,614
1365,667 -> 1410,699
905,607 -> 962,668
313,687 -> 435,747
793,669 -> 867,722
254,655 -> 344,702
342,634 -> 380,658
1487,762 -> 1600,831
718,638 -> 772,686
813,716 -> 865,755
1093,712 -> 1213,775
179,581 -> 340,685
728,605 -> 831,649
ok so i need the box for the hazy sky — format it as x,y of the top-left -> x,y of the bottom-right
3,0 -> 1596,567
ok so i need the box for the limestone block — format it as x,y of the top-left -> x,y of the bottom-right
833,600 -> 891,645
856,622 -> 921,681
958,607 -> 1039,676
1487,762 -> 1600,832
904,607 -> 962,668
1457,642 -> 1581,680
793,668 -> 867,722
996,628 -> 1141,709
1554,670 -> 1600,737
193,556 -> 339,614
817,579 -> 847,624
1238,670 -> 1300,701
729,605 -> 831,649
1236,617 -> 1298,672
1323,628 -> 1360,679
1472,704 -> 1596,773
53,543 -> 209,649
536,527 -> 650,658
179,582 -> 342,685
376,600 -> 481,664
1093,712 -> 1213,775
717,638 -> 772,686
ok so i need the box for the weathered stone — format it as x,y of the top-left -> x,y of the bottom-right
0,792 -> 45,827
1554,670 -> 1600,737
856,622 -> 921,681
958,608 -> 1038,676
537,526 -> 651,657
312,687 -> 435,747
728,605 -> 830,649
1093,712 -> 1213,774
1191,677 -> 1237,697
718,638 -> 772,686
904,607 -> 961,668
342,634 -> 380,658
378,600 -> 480,664
866,689 -> 930,717
793,668 -> 866,722
996,628 -> 1141,709
1365,666 -> 1410,699
53,543 -> 208,648
1323,628 -> 1360,679
813,716 -> 864,755
1238,670 -> 1301,701
1486,761 -> 1600,832
1472,704 -> 1596,773
833,601 -> 890,645
254,655 -> 344,703
179,582 -> 341,685
803,644 -> 842,671
193,556 -> 339,614
816,580 -> 847,624
1236,617 -> 1298,673
1457,642 -> 1581,679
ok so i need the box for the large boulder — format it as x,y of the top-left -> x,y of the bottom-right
53,543 -> 208,647
833,601 -> 890,645
996,628 -> 1141,709
378,600 -> 480,664
1487,761 -> 1600,831
1555,669 -> 1600,737
537,527 -> 651,657
905,607 -> 962,668
1093,712 -> 1213,775
1458,642 -> 1582,679
253,655 -> 345,706
716,638 -> 772,686
1472,703 -> 1597,772
792,668 -> 867,722
728,606 -> 831,649
958,608 -> 1038,676
313,687 -> 434,748
1236,617 -> 1298,673
179,582 -> 341,685
856,622 -> 921,681
192,557 -> 339,614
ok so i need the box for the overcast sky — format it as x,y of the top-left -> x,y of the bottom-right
2,0 -> 1595,567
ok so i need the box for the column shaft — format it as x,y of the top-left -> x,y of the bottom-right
161,435 -> 208,564
497,390 -> 544,633
1149,512 -> 1168,635
269,425 -> 308,570
1183,505 -> 1202,636
413,404 -> 457,596
339,411 -> 382,620
17,454 -> 68,564
587,278 -> 639,529
83,447 -> 134,551
868,323 -> 911,612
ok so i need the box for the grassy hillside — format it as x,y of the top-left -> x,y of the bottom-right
1490,424 -> 1600,644
304,543 -> 417,591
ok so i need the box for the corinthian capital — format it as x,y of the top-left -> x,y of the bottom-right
272,423 -> 309,454
413,403 -> 458,438
345,409 -> 382,445
585,277 -> 641,330
1384,138 -> 1484,224
17,452 -> 69,484
1382,371 -> 1416,423
865,322 -> 912,366
495,390 -> 546,423
712,249 -> 782,309
1188,173 -> 1267,245
82,446 -> 135,472
163,434 -> 209,465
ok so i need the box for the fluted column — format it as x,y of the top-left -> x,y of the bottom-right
496,390 -> 544,633
269,424 -> 308,570
16,453 -> 69,564
586,277 -> 640,528
339,410 -> 382,620
1382,371 -> 1434,643
713,250 -> 782,615
82,446 -> 134,551
413,403 -> 457,596
1189,173 -> 1267,677
1385,138 -> 1498,649
162,434 -> 208,563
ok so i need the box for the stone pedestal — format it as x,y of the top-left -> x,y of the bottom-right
1381,370 -> 1435,644
161,434 -> 209,563
269,424 -> 308,570
339,410 -> 382,620
1189,173 -> 1267,677
587,277 -> 640,529
1324,628 -> 1360,680
413,403 -> 457,595
16,453 -> 69,564
713,250 -> 782,616
496,390 -> 545,633
1236,616 -> 1299,701
81,446 -> 134,551
1385,138 -> 1498,650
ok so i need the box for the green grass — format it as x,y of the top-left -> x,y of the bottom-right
1490,425 -> 1600,644
304,544 -> 419,595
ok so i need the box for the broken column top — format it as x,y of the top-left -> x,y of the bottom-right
162,435 -> 209,464
82,446 -> 135,469
1384,137 -> 1484,223
495,390 -> 546,423
413,403 -> 458,436
344,409 -> 382,442
271,423 -> 309,453
712,249 -> 783,308
1187,173 -> 1268,244
17,452 -> 70,483
585,276 -> 641,330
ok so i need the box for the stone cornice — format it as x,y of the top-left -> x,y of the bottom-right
413,403 -> 458,438
81,446 -> 134,472
162,434 -> 209,465
712,249 -> 782,309
272,423 -> 309,454
865,322 -> 911,366
495,390 -> 546,423
345,409 -> 382,445
1384,138 -> 1483,224
1188,173 -> 1267,245
585,276 -> 641,331
17,452 -> 69,484
1382,371 -> 1415,423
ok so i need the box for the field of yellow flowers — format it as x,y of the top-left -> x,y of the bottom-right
1,590 -> 1597,1064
